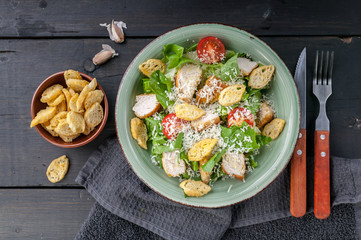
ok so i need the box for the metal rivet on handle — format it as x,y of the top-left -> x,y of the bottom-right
320,134 -> 326,140
297,150 -> 302,155
299,133 -> 302,138
321,152 -> 326,157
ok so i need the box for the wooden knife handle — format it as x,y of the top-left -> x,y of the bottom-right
314,130 -> 330,219
290,129 -> 307,217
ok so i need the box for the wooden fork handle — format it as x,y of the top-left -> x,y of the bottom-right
314,130 -> 330,219
290,129 -> 307,217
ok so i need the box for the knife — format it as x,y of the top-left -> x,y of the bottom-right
290,48 -> 307,217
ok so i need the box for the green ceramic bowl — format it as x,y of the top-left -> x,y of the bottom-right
115,24 -> 299,208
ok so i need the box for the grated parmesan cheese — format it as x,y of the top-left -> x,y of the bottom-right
181,124 -> 225,152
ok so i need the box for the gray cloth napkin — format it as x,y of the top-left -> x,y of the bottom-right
75,136 -> 361,240
75,202 -> 360,240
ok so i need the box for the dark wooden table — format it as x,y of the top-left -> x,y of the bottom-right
1,1 -> 361,239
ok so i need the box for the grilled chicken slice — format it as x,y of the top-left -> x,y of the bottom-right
191,112 -> 220,132
196,75 -> 227,104
175,64 -> 202,102
256,101 -> 274,129
132,94 -> 161,119
162,151 -> 186,177
237,57 -> 258,76
221,152 -> 246,181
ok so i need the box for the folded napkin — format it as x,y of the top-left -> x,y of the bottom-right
75,136 -> 361,240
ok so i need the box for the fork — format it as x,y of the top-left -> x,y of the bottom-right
313,50 -> 334,219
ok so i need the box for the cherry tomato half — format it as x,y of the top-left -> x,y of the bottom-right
227,108 -> 254,128
197,36 -> 225,64
162,113 -> 186,140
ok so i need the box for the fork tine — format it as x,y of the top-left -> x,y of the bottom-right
323,51 -> 329,85
313,50 -> 319,85
328,51 -> 334,86
318,51 -> 324,85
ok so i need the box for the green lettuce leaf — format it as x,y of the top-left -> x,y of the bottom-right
173,132 -> 183,149
162,44 -> 193,69
256,135 -> 272,147
221,122 -> 260,153
148,70 -> 174,108
185,43 -> 198,53
202,148 -> 227,173
243,90 -> 262,115
218,54 -> 240,81
142,78 -> 152,93
145,115 -> 172,158
247,154 -> 258,168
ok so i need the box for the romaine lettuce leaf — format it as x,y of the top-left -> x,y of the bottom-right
185,43 -> 198,53
243,90 -> 262,115
162,44 -> 193,69
217,54 -> 240,81
202,148 -> 227,173
148,70 -> 174,108
256,135 -> 272,147
221,122 -> 260,153
142,78 -> 152,93
145,115 -> 172,157
247,154 -> 258,168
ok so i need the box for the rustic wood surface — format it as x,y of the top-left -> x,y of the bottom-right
0,189 -> 94,239
1,0 -> 361,238
1,0 -> 361,37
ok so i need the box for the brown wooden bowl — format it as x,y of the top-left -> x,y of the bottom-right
31,71 -> 109,148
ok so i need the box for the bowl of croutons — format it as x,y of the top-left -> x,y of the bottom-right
30,70 -> 109,148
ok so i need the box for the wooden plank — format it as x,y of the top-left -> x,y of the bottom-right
0,189 -> 94,240
1,36 -> 361,187
1,0 -> 361,37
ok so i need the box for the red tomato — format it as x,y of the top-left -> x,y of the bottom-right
162,113 -> 186,140
227,108 -> 254,127
197,36 -> 225,64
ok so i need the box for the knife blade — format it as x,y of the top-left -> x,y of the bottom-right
290,48 -> 307,217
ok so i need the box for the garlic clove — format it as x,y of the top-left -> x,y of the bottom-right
111,20 -> 125,43
99,20 -> 127,44
93,51 -> 113,65
92,44 -> 118,66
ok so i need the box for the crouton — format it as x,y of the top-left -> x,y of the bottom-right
196,75 -> 228,104
46,155 -> 69,183
40,84 -> 63,103
64,69 -> 82,81
262,118 -> 285,140
256,102 -> 274,129
162,151 -> 186,177
218,84 -> 246,107
59,133 -> 80,143
30,106 -> 57,127
66,79 -> 89,92
84,102 -> 104,129
175,103 -> 205,121
191,112 -> 220,132
199,159 -> 211,184
248,65 -> 275,89
139,59 -> 166,77
188,138 -> 218,161
130,117 -> 148,149
175,64 -> 202,102
221,152 -> 246,181
179,179 -> 211,197
237,57 -> 258,76
132,94 -> 161,119
41,121 -> 59,137
49,111 -> 67,130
